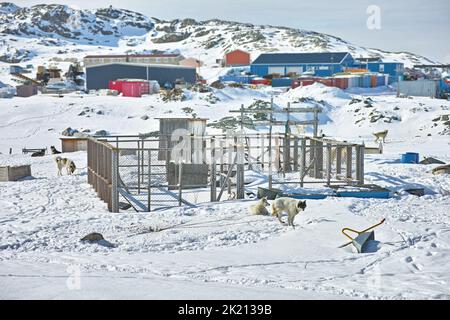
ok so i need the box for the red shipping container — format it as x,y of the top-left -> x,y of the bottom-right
122,82 -> 143,97
109,80 -> 123,92
333,77 -> 348,89
251,78 -> 271,85
317,78 -> 333,87
291,79 -> 315,89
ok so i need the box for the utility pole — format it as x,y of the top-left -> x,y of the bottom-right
268,96 -> 273,190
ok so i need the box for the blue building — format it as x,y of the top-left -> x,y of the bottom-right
250,52 -> 354,78
354,60 -> 404,83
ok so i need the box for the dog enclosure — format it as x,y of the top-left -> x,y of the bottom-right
87,132 -> 365,212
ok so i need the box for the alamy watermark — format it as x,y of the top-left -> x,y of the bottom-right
66,265 -> 81,290
367,5 -> 381,30
169,129 -> 285,172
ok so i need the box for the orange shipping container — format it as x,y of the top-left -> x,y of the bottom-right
345,68 -> 369,73
371,75 -> 377,87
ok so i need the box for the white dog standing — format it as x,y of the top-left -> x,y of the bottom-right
373,129 -> 388,143
271,197 -> 307,228
55,156 -> 76,176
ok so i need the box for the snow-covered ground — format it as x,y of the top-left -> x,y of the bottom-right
0,83 -> 449,299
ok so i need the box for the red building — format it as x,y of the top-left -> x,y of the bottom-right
223,50 -> 251,67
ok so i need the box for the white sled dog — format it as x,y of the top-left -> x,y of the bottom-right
373,129 -> 388,143
271,197 -> 307,227
249,197 -> 270,215
55,156 -> 76,176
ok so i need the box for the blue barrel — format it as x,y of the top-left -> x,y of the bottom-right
401,152 -> 419,164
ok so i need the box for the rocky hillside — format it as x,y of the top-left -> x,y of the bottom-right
0,4 -> 153,45
0,2 -> 437,67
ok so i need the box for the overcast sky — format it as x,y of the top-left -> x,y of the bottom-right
14,0 -> 450,63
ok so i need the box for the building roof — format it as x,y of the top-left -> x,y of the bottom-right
225,49 -> 250,57
252,52 -> 350,65
155,117 -> 209,121
355,57 -> 382,62
84,53 -> 182,59
85,62 -> 196,70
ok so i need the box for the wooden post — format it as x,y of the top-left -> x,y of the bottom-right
326,143 -> 332,186
346,146 -> 353,183
283,102 -> 291,173
336,146 -> 342,177
236,140 -> 245,199
268,96 -> 273,189
240,104 -> 244,130
220,139 -> 224,189
111,149 -> 119,213
355,145 -> 361,186
178,162 -> 183,206
210,137 -> 217,202
300,138 -> 306,187
147,150 -> 151,212
309,139 -> 315,178
283,135 -> 291,173
356,144 -> 365,185
315,140 -> 323,179
137,140 -> 141,194
313,109 -> 319,138
259,133 -> 264,170
141,138 -> 145,188
360,144 -> 365,185
293,137 -> 299,172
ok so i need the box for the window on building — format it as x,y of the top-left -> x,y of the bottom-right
379,64 -> 385,72
286,66 -> 303,75
268,66 -> 285,75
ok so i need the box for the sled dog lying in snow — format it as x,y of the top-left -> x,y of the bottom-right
54,156 -> 76,176
373,129 -> 388,143
249,197 -> 270,215
271,197 -> 307,227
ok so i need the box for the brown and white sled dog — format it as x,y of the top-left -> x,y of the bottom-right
54,156 -> 76,176
249,197 -> 270,215
271,197 -> 307,227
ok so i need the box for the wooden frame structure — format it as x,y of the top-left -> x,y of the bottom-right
87,131 -> 365,212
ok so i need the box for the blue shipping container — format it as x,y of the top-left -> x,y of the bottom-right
219,75 -> 255,84
376,75 -> 385,87
362,75 -> 372,88
271,78 -> 293,87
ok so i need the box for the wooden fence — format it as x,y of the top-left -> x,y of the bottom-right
87,138 -> 118,212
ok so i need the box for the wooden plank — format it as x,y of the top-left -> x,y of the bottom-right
346,146 -> 353,181
336,146 -> 342,177
293,137 -> 299,172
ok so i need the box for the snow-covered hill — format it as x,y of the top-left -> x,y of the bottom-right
0,2 -> 437,69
